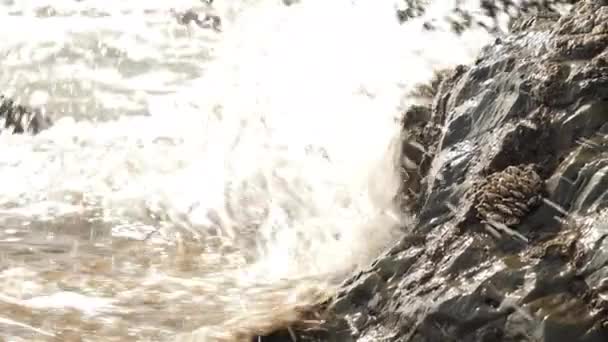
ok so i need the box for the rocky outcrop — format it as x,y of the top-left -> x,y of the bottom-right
262,1 -> 608,341
0,95 -> 52,134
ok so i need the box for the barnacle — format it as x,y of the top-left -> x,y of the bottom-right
473,164 -> 544,227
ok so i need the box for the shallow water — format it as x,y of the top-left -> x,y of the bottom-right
0,0 -> 493,340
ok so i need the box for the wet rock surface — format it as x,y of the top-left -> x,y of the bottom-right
262,1 -> 608,341
171,9 -> 222,32
0,95 -> 52,134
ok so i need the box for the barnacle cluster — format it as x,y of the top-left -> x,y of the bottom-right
473,164 -> 544,227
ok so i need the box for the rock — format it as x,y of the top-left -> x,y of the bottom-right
171,9 -> 222,32
397,69 -> 455,214
0,94 -> 52,134
282,0 -> 302,6
259,1 -> 608,341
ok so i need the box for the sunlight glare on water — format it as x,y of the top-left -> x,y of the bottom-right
0,0 -> 493,340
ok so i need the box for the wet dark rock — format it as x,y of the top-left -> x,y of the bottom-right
0,95 -> 52,134
260,1 -> 608,341
171,9 -> 222,32
282,0 -> 302,6
397,69 -> 455,213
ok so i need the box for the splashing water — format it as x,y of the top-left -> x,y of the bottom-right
0,0 -> 494,340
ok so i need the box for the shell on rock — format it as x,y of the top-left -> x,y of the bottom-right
473,164 -> 544,227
